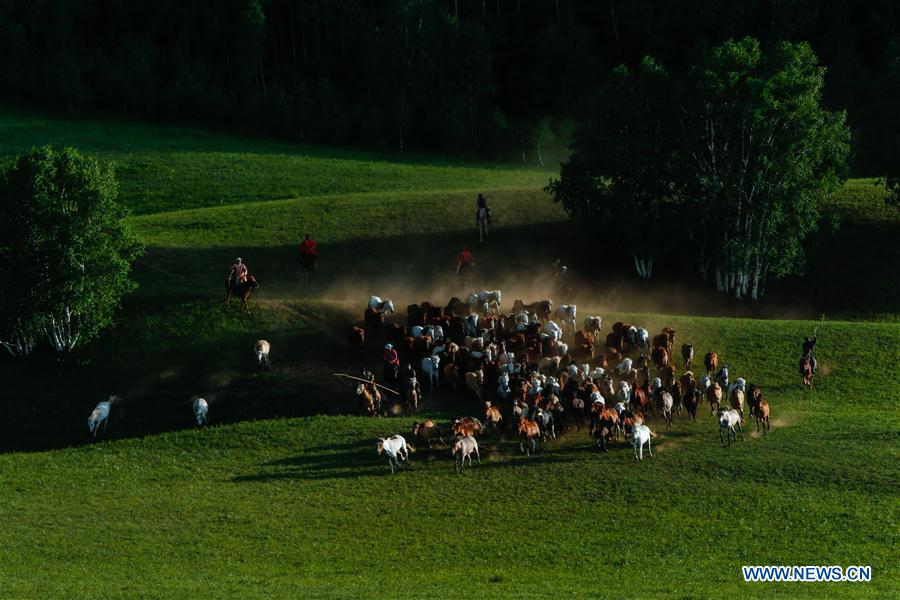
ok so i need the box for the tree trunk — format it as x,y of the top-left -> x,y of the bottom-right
258,56 -> 268,99
289,4 -> 297,64
1,322 -> 33,356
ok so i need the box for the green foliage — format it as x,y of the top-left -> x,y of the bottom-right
547,57 -> 677,278
879,38 -> 900,205
0,1 -> 895,165
681,37 -> 850,298
0,146 -> 143,353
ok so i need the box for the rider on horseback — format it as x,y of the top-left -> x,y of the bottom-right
227,257 -> 248,291
401,363 -> 420,396
300,234 -> 318,261
476,193 -> 492,224
383,344 -> 400,368
800,332 -> 818,374
456,246 -> 473,276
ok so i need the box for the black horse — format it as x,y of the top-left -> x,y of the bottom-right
299,252 -> 317,283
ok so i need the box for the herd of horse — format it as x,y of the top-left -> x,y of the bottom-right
355,291 -> 774,472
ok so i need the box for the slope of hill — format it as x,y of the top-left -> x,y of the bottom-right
1,314 -> 897,598
0,108 -> 898,598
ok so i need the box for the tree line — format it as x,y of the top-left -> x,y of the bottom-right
0,0 -> 897,173
547,37 -> 851,300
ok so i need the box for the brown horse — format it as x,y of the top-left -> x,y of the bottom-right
706,381 -> 722,414
755,399 -> 771,434
682,344 -> 694,371
484,402 -> 503,438
651,346 -> 669,370
356,384 -> 382,416
704,351 -> 718,377
632,385 -> 651,415
801,355 -> 814,388
517,416 -> 542,455
225,275 -> 259,314
347,326 -> 365,356
451,416 -> 483,438
405,385 -> 419,413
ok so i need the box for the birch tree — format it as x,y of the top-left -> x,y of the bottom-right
680,38 -> 849,299
0,146 -> 143,355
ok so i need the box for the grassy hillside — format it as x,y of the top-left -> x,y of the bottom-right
2,315 -> 897,598
132,187 -> 565,248
0,107 -> 550,215
1,109 -> 899,597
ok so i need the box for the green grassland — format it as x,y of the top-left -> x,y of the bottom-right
2,315 -> 897,598
1,108 -> 898,598
0,108 -> 550,215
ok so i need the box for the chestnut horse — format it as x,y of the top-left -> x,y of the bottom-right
225,275 -> 259,314
704,351 -> 718,377
801,354 -> 814,388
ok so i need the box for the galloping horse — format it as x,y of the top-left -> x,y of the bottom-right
801,354 -> 814,388
299,252 -> 317,283
476,207 -> 489,243
225,275 -> 259,315
357,384 -> 383,416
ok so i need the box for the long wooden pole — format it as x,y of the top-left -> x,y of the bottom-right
333,373 -> 400,396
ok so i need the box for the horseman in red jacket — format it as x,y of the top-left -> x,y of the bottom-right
456,247 -> 473,276
383,343 -> 400,367
300,234 -> 318,260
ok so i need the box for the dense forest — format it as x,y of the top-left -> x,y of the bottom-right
0,0 -> 897,171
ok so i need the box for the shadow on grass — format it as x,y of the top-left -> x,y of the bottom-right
232,442 -> 579,482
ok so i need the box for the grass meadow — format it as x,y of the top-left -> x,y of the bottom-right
0,107 -> 898,598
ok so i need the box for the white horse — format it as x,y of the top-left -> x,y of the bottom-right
660,391 -> 674,427
377,435 -> 411,474
718,409 -> 744,446
716,365 -> 730,390
583,316 -> 602,335
588,366 -> 606,381
555,305 -> 577,334
634,327 -> 650,352
255,340 -> 270,369
614,357 -> 633,376
465,313 -> 479,337
514,313 -> 529,331
421,355 -> 441,390
452,436 -> 481,471
727,377 -> 746,398
367,296 -> 395,314
88,396 -> 118,437
616,381 -> 631,405
476,207 -> 489,243
423,325 -> 444,340
192,397 -> 209,426
496,373 -> 512,401
467,290 -> 502,315
543,320 -> 563,341
632,423 -> 654,460
699,375 -> 712,395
